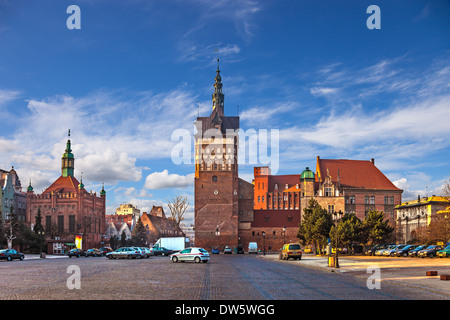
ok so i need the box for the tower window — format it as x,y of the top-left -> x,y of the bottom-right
212,176 -> 218,182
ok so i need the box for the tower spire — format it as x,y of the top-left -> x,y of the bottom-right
212,59 -> 224,115
61,129 -> 75,177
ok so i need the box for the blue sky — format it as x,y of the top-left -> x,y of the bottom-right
1,0 -> 449,224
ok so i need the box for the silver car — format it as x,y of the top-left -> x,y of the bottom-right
170,247 -> 210,263
106,247 -> 141,259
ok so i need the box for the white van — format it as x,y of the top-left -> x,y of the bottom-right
248,242 -> 258,254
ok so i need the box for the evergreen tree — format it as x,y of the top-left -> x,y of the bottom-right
298,198 -> 333,254
131,217 -> 147,247
120,231 -> 128,247
362,210 -> 394,245
330,212 -> 363,250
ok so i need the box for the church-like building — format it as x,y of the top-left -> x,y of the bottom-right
194,62 -> 403,252
26,131 -> 106,254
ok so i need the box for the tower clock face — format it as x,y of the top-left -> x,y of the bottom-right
214,190 -> 218,195
233,190 -> 237,195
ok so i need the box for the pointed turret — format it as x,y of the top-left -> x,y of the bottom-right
61,129 -> 75,177
212,59 -> 224,116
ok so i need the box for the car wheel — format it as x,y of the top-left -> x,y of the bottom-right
20,255 -> 24,261
7,256 -> 12,261
107,255 -> 113,259
202,260 -> 208,263
195,257 -> 201,263
172,256 -> 178,263
429,254 -> 434,258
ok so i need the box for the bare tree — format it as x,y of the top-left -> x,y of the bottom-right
166,195 -> 189,228
4,206 -> 18,249
442,178 -> 450,197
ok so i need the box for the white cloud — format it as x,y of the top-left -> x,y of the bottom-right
240,101 -> 298,125
144,170 -> 194,190
310,87 -> 339,97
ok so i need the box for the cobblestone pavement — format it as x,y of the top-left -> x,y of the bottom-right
259,253 -> 450,297
0,254 -> 449,300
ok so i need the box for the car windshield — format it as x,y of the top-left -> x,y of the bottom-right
199,248 -> 208,253
444,245 -> 450,250
289,244 -> 301,250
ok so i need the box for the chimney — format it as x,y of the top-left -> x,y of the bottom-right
418,195 -> 420,202
371,158 -> 375,165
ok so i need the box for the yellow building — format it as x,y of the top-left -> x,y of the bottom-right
115,203 -> 140,217
395,196 -> 450,243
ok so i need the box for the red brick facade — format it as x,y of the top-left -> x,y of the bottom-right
194,64 -> 403,252
26,134 -> 106,253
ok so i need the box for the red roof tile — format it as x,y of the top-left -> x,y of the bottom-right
43,175 -> 81,194
317,158 -> 400,191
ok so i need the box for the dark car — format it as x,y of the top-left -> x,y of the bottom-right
86,248 -> 101,257
151,247 -> 173,256
68,248 -> 87,258
99,247 -> 113,256
417,245 -> 444,258
408,245 -> 427,257
0,249 -> 24,261
394,245 -> 418,257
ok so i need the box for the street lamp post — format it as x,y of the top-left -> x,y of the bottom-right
282,226 -> 286,245
262,231 -> 266,256
38,230 -> 45,258
332,210 -> 342,268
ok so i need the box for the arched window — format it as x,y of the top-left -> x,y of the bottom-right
212,175 -> 218,182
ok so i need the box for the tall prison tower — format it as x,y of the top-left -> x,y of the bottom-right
194,60 -> 240,250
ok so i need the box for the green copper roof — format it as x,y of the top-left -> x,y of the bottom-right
300,167 -> 315,180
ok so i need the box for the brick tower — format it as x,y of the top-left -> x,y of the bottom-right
194,60 -> 240,250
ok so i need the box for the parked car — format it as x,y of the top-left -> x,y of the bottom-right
236,244 -> 244,254
106,247 -> 141,259
86,248 -> 101,257
437,245 -> 450,258
99,247 -> 113,256
68,248 -> 87,258
374,245 -> 396,256
408,245 -> 428,257
211,247 -> 220,254
417,245 -> 444,258
139,247 -> 152,258
131,247 -> 145,258
151,246 -> 173,256
394,245 -> 419,257
366,244 -> 394,256
248,242 -> 258,254
0,249 -> 24,261
383,244 -> 408,257
170,247 -> 210,263
279,243 -> 302,260
223,246 -> 232,254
